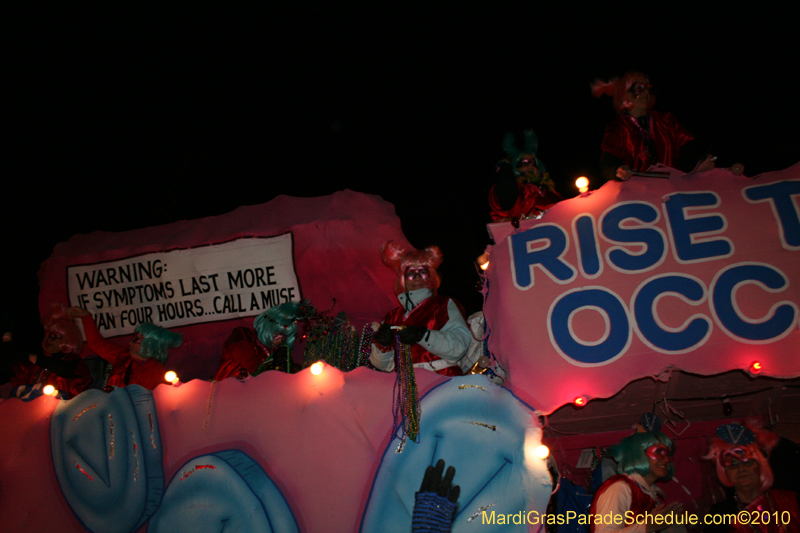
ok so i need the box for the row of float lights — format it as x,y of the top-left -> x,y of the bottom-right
41,362 -> 329,397
567,362 -> 763,408
141,358 -> 757,397
160,363 -> 328,387
164,361 -> 328,386
41,365 -> 767,457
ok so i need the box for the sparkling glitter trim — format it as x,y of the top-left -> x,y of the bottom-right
202,381 -> 217,431
180,464 -> 217,481
470,421 -> 496,431
147,412 -> 156,449
72,404 -> 98,421
73,460 -> 94,481
458,384 -> 487,391
131,431 -> 139,482
468,503 -> 495,522
109,414 -> 114,459
395,437 -> 407,454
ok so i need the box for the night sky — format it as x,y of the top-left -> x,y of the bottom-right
4,5 -> 798,346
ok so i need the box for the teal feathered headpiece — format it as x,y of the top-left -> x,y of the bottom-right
134,322 -> 183,364
502,129 -> 548,177
502,129 -> 555,192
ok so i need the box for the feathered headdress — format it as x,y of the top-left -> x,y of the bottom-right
502,130 -> 548,177
591,71 -> 655,115
253,300 -> 315,352
134,322 -> 183,364
703,422 -> 780,492
381,241 -> 442,295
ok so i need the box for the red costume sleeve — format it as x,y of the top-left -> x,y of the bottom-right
105,355 -> 168,391
489,183 -> 561,221
382,296 -> 465,377
590,475 -> 657,533
9,361 -> 40,389
213,327 -> 269,381
652,111 -> 694,167
730,489 -> 800,533
52,357 -> 92,399
81,315 -> 129,366
9,357 -> 92,399
600,118 -> 630,161
601,112 -> 695,172
130,359 -> 169,390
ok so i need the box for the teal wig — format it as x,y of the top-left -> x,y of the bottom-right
134,322 -> 183,364
253,300 -> 313,351
502,130 -> 548,177
608,431 -> 675,480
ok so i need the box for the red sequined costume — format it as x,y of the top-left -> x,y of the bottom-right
731,489 -> 800,533
213,327 -> 270,381
80,315 -> 168,391
371,289 -> 470,377
601,111 -> 694,172
9,354 -> 92,399
590,474 -> 661,533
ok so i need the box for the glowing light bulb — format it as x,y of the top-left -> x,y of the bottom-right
534,445 -> 550,459
575,176 -> 589,193
310,361 -> 324,375
574,395 -> 587,407
164,371 -> 179,385
750,361 -> 762,375
43,384 -> 56,396
477,253 -> 490,271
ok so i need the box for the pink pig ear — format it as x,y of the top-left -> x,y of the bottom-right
424,246 -> 443,271
591,77 -> 617,98
381,241 -> 406,272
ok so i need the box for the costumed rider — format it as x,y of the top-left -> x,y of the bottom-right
703,423 -> 800,533
8,303 -> 92,400
68,307 -> 182,391
490,129 -> 562,224
370,241 -> 470,377
592,72 -> 716,182
213,300 -> 309,380
590,426 -> 685,533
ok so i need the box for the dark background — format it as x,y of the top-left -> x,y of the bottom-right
3,5 -> 798,353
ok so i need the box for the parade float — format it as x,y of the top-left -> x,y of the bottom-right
1,163 -> 799,532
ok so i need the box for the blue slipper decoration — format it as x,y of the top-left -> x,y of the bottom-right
149,449 -> 299,533
362,375 -> 552,532
50,385 -> 164,533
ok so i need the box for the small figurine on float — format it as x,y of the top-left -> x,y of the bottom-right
8,304 -> 92,400
489,129 -> 563,224
703,423 -> 800,533
68,307 -> 182,390
592,72 -> 716,182
370,241 -> 470,377
213,300 -> 311,381
590,426 -> 685,533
